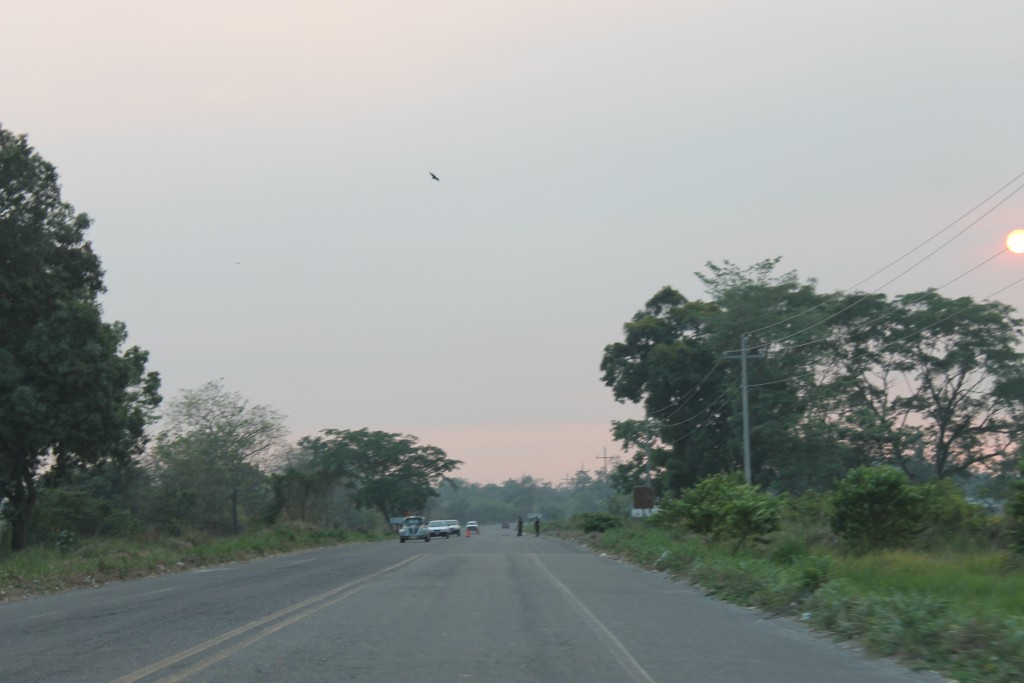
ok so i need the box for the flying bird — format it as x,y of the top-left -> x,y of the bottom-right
429,172 -> 440,182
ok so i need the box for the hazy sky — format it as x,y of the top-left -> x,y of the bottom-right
4,1 -> 1024,484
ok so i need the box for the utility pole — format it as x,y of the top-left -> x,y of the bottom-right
723,334 -> 763,484
596,447 -> 613,475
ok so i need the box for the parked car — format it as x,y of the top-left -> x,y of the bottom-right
427,520 -> 451,538
399,516 -> 431,543
446,520 -> 461,536
465,521 -> 479,534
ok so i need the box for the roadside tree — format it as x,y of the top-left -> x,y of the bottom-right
0,127 -> 160,551
601,259 -> 841,494
822,290 -> 1024,480
295,428 -> 461,525
602,260 -> 1024,496
149,381 -> 286,534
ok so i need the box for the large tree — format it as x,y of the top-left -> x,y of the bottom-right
602,259 -> 1024,495
0,126 -> 160,550
601,259 -> 842,493
294,428 -> 461,524
149,380 -> 286,534
821,289 -> 1024,480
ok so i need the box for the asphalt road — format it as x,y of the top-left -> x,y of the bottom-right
0,527 -> 947,682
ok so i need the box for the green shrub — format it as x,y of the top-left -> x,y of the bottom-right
29,489 -> 112,540
54,530 -> 77,553
769,535 -> 809,565
917,479 -> 992,550
100,509 -> 144,537
798,554 -> 833,592
572,512 -> 623,533
830,466 -> 926,552
677,473 -> 785,550
782,491 -> 835,546
647,496 -> 686,529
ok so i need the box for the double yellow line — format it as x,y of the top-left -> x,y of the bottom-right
112,554 -> 421,683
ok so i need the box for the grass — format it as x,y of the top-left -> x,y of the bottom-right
833,549 -> 1024,615
563,519 -> 1024,683
0,524 -> 377,601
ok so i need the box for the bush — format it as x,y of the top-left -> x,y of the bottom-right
29,489 -> 112,541
917,479 -> 992,550
830,466 -> 926,552
572,512 -> 623,533
677,473 -> 785,550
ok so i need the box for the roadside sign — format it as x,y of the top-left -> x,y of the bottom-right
632,486 -> 655,509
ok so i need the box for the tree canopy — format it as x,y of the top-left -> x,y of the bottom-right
0,126 -> 160,550
602,258 -> 1024,496
149,380 -> 287,534
284,428 -> 462,525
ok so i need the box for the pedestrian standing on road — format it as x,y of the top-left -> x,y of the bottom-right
534,517 -> 540,537
517,516 -> 523,536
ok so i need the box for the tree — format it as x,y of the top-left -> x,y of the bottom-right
295,428 -> 461,525
602,260 -> 1024,495
149,381 -> 286,534
822,290 -> 1024,480
0,127 -> 160,551
601,259 -> 838,494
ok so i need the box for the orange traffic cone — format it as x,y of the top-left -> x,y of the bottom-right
466,527 -> 471,537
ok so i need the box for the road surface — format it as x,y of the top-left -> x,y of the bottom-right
0,527 -> 946,682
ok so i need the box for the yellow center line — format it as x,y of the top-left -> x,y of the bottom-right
111,554 -> 421,683
151,583 -> 372,683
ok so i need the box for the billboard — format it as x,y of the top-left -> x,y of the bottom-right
632,486 -> 655,509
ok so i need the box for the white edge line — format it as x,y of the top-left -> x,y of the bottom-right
531,554 -> 657,683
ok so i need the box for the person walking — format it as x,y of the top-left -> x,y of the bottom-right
516,516 -> 523,537
534,517 -> 540,537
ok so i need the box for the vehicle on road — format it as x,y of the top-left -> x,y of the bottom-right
446,520 -> 461,536
427,520 -> 450,538
465,521 -> 479,534
399,516 -> 430,543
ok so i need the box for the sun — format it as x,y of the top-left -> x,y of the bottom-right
1007,229 -> 1024,254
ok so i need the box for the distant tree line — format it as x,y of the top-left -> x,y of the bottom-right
424,471 -> 628,526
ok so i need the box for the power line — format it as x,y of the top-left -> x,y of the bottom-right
737,171 -> 1024,349
779,246 -> 1011,354
614,170 -> 1024,439
660,379 -> 741,429
747,272 -> 1024,390
648,359 -> 725,420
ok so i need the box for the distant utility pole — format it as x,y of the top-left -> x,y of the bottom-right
723,334 -> 764,484
596,447 -> 613,475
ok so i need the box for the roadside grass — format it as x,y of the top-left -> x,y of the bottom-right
569,520 -> 1024,683
834,549 -> 1024,615
0,524 -> 376,601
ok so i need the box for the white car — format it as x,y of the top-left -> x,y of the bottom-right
427,520 -> 450,538
446,520 -> 461,536
465,521 -> 479,534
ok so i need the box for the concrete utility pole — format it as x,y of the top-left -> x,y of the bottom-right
723,334 -> 763,484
